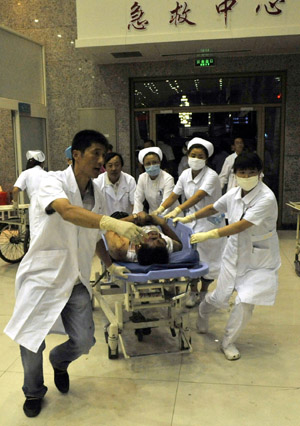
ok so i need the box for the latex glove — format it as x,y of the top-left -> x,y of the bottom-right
151,205 -> 165,216
173,214 -> 196,224
13,200 -> 18,210
164,206 -> 182,219
99,215 -> 146,244
190,229 -> 220,244
107,263 -> 130,279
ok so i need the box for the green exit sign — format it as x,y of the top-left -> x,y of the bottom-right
195,58 -> 215,67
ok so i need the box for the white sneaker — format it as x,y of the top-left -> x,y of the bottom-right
196,314 -> 208,334
185,292 -> 200,308
221,343 -> 240,360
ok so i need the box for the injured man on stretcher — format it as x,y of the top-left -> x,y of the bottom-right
104,212 -> 182,265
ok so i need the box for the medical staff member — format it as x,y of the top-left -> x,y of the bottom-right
94,152 -> 136,216
12,150 -> 47,241
182,152 -> 280,361
133,147 -> 178,215
219,137 -> 244,192
154,138 -> 225,307
4,130 -> 145,418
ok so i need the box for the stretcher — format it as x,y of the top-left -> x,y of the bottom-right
286,201 -> 300,276
0,204 -> 30,264
92,220 -> 209,359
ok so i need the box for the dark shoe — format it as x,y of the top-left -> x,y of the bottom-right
23,397 -> 43,417
54,368 -> 69,393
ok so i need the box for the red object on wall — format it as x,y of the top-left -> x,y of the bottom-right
0,192 -> 8,205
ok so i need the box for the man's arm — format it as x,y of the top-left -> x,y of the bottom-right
150,215 -> 182,251
50,198 -> 146,244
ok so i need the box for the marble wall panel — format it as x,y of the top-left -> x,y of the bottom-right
0,110 -> 16,195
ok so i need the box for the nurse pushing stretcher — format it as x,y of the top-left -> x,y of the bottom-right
152,137 -> 225,307
174,152 -> 281,361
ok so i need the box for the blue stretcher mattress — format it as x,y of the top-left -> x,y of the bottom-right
115,220 -> 209,282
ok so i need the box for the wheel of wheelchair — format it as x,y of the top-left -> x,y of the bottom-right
0,223 -> 28,264
108,345 -> 119,359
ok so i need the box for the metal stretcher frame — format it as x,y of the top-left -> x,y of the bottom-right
0,204 -> 30,264
286,202 -> 300,277
93,220 -> 209,359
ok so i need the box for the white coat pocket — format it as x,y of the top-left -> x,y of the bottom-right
28,249 -> 69,287
250,247 -> 274,270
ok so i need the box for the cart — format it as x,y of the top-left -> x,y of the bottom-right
0,204 -> 30,264
286,201 -> 300,277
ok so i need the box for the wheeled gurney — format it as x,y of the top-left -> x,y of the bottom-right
92,220 -> 209,359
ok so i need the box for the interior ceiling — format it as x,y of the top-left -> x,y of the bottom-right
77,35 -> 300,64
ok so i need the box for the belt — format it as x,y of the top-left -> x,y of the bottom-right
251,231 -> 274,242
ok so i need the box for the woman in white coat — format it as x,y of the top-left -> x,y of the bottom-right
133,147 -> 178,215
176,152 -> 280,361
94,152 -> 136,216
153,138 -> 226,307
12,150 -> 47,241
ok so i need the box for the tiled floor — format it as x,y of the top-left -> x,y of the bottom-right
1,231 -> 300,425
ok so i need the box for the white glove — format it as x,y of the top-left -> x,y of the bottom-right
190,229 -> 220,244
164,206 -> 182,219
13,200 -> 18,210
107,263 -> 130,279
152,205 -> 165,216
173,214 -> 196,224
99,215 -> 146,244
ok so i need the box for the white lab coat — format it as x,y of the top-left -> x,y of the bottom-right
173,166 -> 225,279
14,165 -> 47,240
219,152 -> 237,191
94,171 -> 136,216
212,181 -> 280,307
4,166 -> 104,352
133,169 -> 178,214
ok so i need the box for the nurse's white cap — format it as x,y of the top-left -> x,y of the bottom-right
187,138 -> 214,158
26,150 -> 45,162
138,147 -> 163,164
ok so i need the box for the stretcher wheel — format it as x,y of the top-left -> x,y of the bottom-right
108,345 -> 119,359
180,337 -> 191,351
0,224 -> 29,264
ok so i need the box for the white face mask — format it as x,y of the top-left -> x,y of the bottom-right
188,157 -> 206,171
236,175 -> 259,191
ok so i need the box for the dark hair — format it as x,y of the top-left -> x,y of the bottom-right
71,130 -> 109,155
137,245 -> 169,266
144,139 -> 155,147
233,152 -> 263,173
143,152 -> 161,164
26,158 -> 43,170
104,152 -> 124,167
187,144 -> 209,159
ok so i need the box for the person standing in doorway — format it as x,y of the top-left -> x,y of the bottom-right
219,137 -> 244,192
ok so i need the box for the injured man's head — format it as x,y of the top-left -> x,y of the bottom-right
105,224 -> 173,266
136,226 -> 170,265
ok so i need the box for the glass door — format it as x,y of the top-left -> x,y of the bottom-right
152,108 -> 261,180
